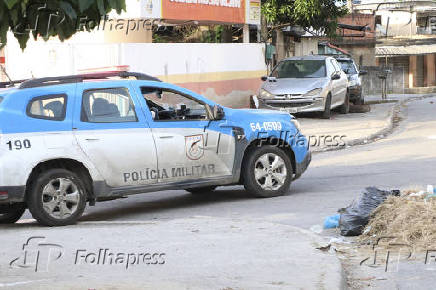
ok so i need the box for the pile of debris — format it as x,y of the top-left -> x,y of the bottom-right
361,188 -> 436,248
325,186 -> 436,248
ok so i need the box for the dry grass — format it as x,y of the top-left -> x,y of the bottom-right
361,188 -> 436,249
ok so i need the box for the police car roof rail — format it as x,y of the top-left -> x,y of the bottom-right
0,79 -> 28,89
17,71 -> 161,89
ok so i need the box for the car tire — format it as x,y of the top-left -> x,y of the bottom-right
321,94 -> 332,119
243,145 -> 293,198
339,91 -> 350,114
27,169 -> 87,227
249,96 -> 256,109
186,186 -> 217,194
0,203 -> 26,224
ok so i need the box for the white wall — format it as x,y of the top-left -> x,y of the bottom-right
377,11 -> 417,37
5,34 -> 265,80
121,43 -> 265,77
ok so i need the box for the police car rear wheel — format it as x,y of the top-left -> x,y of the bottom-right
186,186 -> 217,194
243,146 -> 293,198
0,203 -> 26,224
27,169 -> 87,226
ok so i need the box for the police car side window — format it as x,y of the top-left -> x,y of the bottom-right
141,87 -> 209,121
81,88 -> 138,123
27,94 -> 67,121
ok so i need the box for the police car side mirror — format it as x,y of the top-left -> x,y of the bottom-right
359,70 -> 367,76
212,105 -> 225,120
261,76 -> 268,81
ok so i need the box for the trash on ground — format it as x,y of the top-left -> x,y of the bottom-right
315,237 -> 350,254
324,214 -> 340,229
310,224 -> 323,234
361,186 -> 436,248
339,187 -> 400,236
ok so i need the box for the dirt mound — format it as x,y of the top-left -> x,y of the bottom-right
361,189 -> 436,249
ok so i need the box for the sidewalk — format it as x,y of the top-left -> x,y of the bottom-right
365,93 -> 436,102
0,216 -> 344,289
298,102 -> 397,152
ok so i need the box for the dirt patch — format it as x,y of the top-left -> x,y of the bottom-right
349,104 -> 371,113
360,189 -> 436,250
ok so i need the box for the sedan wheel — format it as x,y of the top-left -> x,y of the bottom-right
339,92 -> 350,114
321,94 -> 332,119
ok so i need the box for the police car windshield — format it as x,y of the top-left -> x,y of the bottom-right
271,60 -> 326,78
337,60 -> 357,74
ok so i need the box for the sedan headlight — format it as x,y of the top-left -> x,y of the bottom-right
259,89 -> 275,99
303,88 -> 322,98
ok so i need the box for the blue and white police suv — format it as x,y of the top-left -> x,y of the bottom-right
0,71 -> 311,226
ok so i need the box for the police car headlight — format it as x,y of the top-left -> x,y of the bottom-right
303,88 -> 322,98
260,89 -> 274,99
291,118 -> 301,132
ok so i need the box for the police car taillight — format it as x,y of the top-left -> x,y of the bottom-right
0,191 -> 8,200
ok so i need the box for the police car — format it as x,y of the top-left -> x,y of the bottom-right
0,71 -> 311,226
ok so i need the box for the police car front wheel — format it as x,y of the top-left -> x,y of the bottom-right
243,146 -> 293,198
27,169 -> 87,226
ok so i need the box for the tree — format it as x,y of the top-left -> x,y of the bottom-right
0,0 -> 126,49
261,0 -> 348,39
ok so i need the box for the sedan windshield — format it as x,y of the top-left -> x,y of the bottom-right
271,60 -> 326,78
337,60 -> 357,74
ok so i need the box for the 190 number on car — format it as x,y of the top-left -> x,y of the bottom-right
6,139 -> 31,151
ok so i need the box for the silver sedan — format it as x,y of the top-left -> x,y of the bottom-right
254,55 -> 349,118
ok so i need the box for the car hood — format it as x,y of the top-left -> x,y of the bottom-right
261,78 -> 328,95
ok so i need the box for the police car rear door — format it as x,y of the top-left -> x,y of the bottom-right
72,82 -> 158,188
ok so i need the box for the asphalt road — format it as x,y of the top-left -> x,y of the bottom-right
2,96 -> 435,289
79,97 -> 435,229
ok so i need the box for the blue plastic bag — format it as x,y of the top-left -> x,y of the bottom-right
324,214 -> 340,229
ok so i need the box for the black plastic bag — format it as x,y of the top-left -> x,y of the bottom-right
339,187 -> 400,236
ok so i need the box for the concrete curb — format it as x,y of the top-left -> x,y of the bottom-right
311,94 -> 436,153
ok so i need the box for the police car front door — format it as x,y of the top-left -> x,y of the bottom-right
140,87 -> 235,184
72,83 -> 158,188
